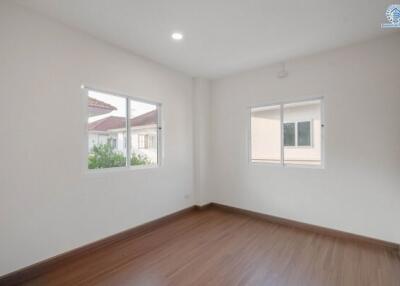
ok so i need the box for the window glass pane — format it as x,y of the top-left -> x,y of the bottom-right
298,121 -> 311,146
251,105 -> 281,164
87,91 -> 127,169
130,100 -> 158,166
283,100 -> 321,166
284,123 -> 295,146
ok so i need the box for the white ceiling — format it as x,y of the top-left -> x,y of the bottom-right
17,0 -> 394,78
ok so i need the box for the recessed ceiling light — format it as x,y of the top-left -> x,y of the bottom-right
171,32 -> 183,41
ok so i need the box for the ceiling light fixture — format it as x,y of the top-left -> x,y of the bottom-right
171,32 -> 183,41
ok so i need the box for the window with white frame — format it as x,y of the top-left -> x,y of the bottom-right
251,99 -> 323,166
86,88 -> 160,170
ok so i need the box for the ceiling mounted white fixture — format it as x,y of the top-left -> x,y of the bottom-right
171,32 -> 183,41
277,62 -> 288,79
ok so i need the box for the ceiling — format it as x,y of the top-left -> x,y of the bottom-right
17,0 -> 394,78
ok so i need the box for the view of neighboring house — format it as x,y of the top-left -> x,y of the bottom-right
87,97 -> 158,164
251,100 -> 321,165
88,97 -> 117,116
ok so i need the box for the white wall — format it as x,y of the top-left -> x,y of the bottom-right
0,1 -> 194,276
192,78 -> 212,206
211,33 -> 400,244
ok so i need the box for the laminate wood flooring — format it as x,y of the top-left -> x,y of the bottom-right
22,208 -> 400,286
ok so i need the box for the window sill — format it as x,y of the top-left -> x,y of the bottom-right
85,164 -> 160,175
284,146 -> 314,149
250,161 -> 324,169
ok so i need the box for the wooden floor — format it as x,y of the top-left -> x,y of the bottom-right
23,208 -> 400,286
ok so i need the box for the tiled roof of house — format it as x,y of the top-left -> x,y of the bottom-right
88,97 -> 117,112
88,116 -> 125,131
131,109 -> 157,127
88,110 -> 157,132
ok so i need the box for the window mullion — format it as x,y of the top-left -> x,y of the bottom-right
280,103 -> 284,166
126,98 -> 131,167
157,104 -> 161,166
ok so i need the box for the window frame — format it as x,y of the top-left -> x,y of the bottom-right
248,97 -> 324,169
82,85 -> 162,173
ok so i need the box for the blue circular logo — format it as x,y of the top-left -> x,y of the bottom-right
386,4 -> 400,24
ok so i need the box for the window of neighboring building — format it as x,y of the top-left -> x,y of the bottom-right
107,137 -> 117,149
283,123 -> 296,147
138,134 -> 147,149
85,87 -> 161,170
297,121 -> 311,146
148,134 -> 156,149
250,98 -> 323,167
137,134 -> 156,149
283,121 -> 312,147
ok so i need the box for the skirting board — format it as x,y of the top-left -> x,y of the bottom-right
209,202 -> 400,253
0,206 -> 198,286
1,202 -> 399,285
